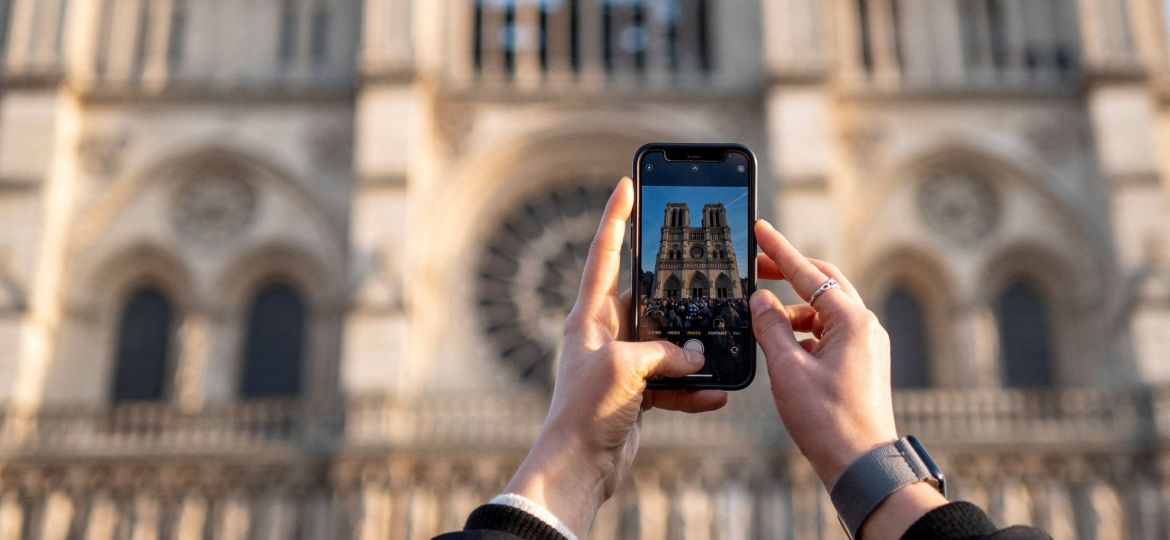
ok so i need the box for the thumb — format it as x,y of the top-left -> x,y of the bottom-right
750,290 -> 805,371
615,341 -> 705,379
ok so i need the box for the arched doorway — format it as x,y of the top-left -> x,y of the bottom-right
688,272 -> 709,299
715,273 -> 734,299
663,275 -> 682,299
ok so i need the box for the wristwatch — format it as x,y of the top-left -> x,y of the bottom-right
828,436 -> 946,540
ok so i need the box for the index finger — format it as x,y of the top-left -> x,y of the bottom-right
576,177 -> 634,306
754,220 -> 857,316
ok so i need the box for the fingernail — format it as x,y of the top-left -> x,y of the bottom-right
750,292 -> 769,314
686,349 -> 705,367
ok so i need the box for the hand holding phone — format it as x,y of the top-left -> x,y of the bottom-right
632,143 -> 758,390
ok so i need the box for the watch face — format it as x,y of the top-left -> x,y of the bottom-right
906,435 -> 946,497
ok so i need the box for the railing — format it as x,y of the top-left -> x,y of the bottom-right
346,386 -> 1156,450
0,399 -> 334,455
0,386 -> 1157,456
0,0 -> 68,79
76,0 -> 360,92
439,0 -> 759,91
839,0 -> 1082,92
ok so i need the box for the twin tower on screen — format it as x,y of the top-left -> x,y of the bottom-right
649,202 -> 743,301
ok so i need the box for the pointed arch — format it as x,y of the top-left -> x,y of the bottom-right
995,278 -> 1055,388
715,273 -> 734,299
111,286 -> 175,402
859,248 -> 953,387
982,244 -> 1074,387
688,272 -> 709,298
663,275 -> 682,299
241,281 -> 307,398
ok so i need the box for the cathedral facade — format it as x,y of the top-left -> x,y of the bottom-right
652,203 -> 743,300
1,0 -> 1170,538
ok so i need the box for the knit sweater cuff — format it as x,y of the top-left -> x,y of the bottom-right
463,503 -> 569,540
901,501 -> 998,540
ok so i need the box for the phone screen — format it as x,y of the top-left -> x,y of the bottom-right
634,146 -> 756,388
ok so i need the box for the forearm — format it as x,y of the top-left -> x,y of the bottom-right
503,432 -> 606,538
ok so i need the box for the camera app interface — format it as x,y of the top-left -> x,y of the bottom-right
638,161 -> 751,383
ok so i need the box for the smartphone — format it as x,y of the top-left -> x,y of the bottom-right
631,143 -> 757,390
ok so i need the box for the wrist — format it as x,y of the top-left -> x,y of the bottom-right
811,436 -> 898,488
504,430 -> 606,537
859,482 -> 948,540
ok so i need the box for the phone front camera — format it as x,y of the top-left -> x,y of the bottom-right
645,163 -> 654,172
737,164 -> 746,173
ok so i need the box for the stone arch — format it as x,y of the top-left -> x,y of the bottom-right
213,243 -> 340,403
980,243 -> 1092,386
46,243 -> 192,404
847,142 -> 1107,282
69,145 -> 346,258
858,248 -> 955,387
414,116 -> 726,393
715,273 -> 734,299
688,272 -> 710,298
662,275 -> 682,299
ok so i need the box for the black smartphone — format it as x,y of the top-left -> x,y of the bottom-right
632,143 -> 757,390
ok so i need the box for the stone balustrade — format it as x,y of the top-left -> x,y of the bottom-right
0,386 -> 1164,538
0,385 -> 1156,456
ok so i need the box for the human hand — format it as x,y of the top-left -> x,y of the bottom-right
504,178 -> 728,537
751,220 -> 945,539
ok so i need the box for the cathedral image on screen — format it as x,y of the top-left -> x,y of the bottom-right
649,202 -> 744,300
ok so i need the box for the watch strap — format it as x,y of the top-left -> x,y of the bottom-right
829,437 -> 935,539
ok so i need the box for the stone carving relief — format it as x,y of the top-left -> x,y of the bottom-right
0,248 -> 26,313
916,165 -> 1001,247
352,246 -> 403,311
307,120 -> 354,172
1025,111 -> 1086,164
475,182 -> 626,390
170,163 -> 258,246
841,120 -> 885,168
175,314 -> 211,413
434,102 -> 475,157
77,131 -> 130,178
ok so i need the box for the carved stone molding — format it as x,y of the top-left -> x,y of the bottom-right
434,102 -> 476,157
916,165 -> 1001,247
0,248 -> 27,313
170,162 -> 258,246
1025,111 -> 1086,164
77,131 -> 130,179
475,182 -> 620,390
841,120 -> 885,169
307,120 -> 354,172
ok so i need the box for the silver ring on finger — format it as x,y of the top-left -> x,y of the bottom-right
808,278 -> 842,307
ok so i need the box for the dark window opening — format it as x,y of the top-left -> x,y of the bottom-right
241,282 -> 307,399
857,0 -> 873,75
279,0 -> 298,67
997,280 -> 1055,388
112,287 -> 174,402
880,286 -> 931,388
310,6 -> 330,65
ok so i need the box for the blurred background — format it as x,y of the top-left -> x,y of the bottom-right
1,0 -> 1170,538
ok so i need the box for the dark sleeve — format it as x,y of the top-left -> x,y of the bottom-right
431,504 -> 568,540
902,502 -> 1052,540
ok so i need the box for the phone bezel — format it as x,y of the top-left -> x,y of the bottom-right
631,142 -> 758,390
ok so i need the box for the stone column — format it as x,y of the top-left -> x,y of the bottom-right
513,0 -> 542,89
174,312 -> 211,413
141,0 -> 175,91
576,0 -> 605,87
